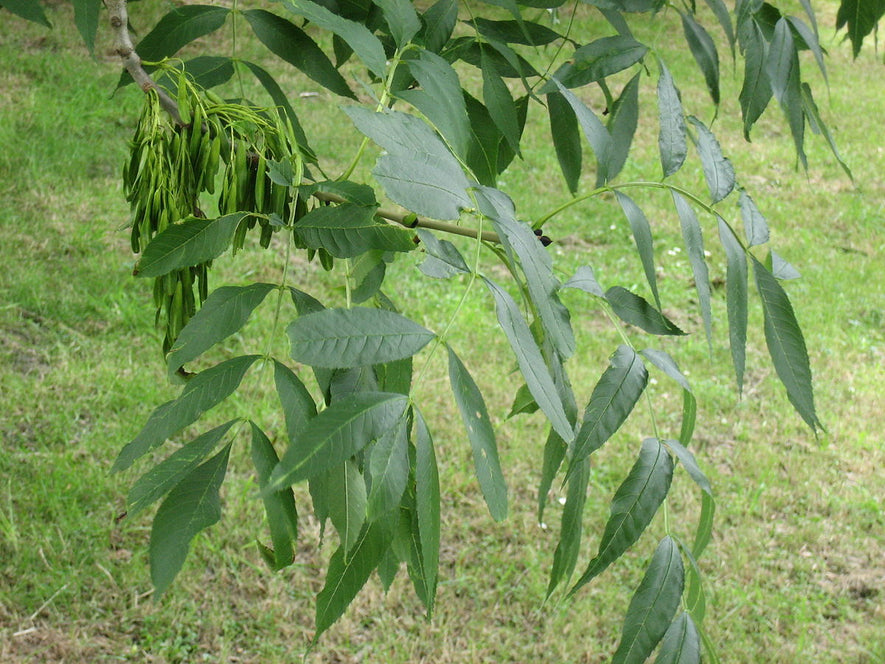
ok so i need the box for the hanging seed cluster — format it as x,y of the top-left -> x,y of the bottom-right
122,71 -> 305,353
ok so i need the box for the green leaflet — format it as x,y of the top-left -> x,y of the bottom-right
507,383 -> 539,419
693,491 -> 715,560
703,0 -> 735,52
113,355 -> 260,472
127,419 -> 237,516
166,283 -> 276,379
366,415 -> 410,520
1,0 -> 51,26
800,82 -> 854,181
250,423 -> 299,571
273,360 -> 317,444
686,117 -> 734,204
836,0 -> 885,57
547,456 -> 589,596
294,203 -> 415,258
550,79 -> 613,185
737,20 -> 772,140
739,190 -> 770,246
752,257 -> 822,432
447,345 -> 508,521
606,73 -> 641,184
414,409 -> 440,616
717,219 -> 748,394
268,392 -> 409,489
374,0 -> 420,46
654,612 -> 701,664
150,443 -> 232,596
482,278 -> 574,444
421,0 -> 458,53
767,19 -> 806,168
606,287 -> 684,336
325,459 -> 367,554
72,0 -> 101,55
547,91 -> 582,194
130,5 -> 229,68
672,191 -> 713,348
787,16 -> 826,82
562,265 -> 604,298
476,186 -> 575,360
611,536 -> 684,664
471,17 -> 563,45
287,307 -> 435,368
417,229 -> 470,279
481,50 -> 522,155
639,348 -> 695,445
135,213 -> 246,278
616,192 -> 660,308
397,50 -> 472,160
571,438 -> 673,593
174,56 -> 236,90
569,345 -> 647,474
283,0 -> 387,78
680,10 -> 720,106
314,520 -> 390,643
537,429 -> 567,522
243,9 -> 356,100
656,60 -> 687,178
546,35 -> 647,90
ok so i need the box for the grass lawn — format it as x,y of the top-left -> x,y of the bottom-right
1,1 -> 883,662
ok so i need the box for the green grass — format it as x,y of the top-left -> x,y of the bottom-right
1,1 -> 884,662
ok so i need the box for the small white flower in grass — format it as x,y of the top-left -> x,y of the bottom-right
558,496 -> 566,506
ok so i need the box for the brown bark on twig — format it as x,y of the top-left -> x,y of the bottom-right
105,0 -> 184,126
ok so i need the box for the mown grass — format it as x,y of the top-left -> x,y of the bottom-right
1,1 -> 883,662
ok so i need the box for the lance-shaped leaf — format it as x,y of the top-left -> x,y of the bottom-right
563,265 -> 605,298
366,415 -> 410,519
571,438 -> 673,592
550,79 -> 613,185
325,459 -> 367,554
314,521 -> 390,643
476,187 -> 575,360
128,419 -> 237,516
787,16 -> 826,82
738,20 -> 772,140
640,348 -> 695,446
661,439 -> 712,496
269,392 -> 409,488
616,193 -> 660,308
545,35 -> 647,90
288,308 -> 434,368
547,456 -> 589,596
770,250 -> 801,280
483,278 -> 574,443
606,73 -> 641,183
295,203 -> 415,258
374,0 -> 421,46
397,50 -> 471,159
244,9 -> 356,99
414,410 -> 440,615
547,91 -> 582,194
421,0 -> 458,53
242,61 -> 313,159
654,612 -> 701,664
569,345 -> 647,473
680,10 -> 719,106
250,423 -> 299,570
274,360 -> 317,444
767,19 -> 806,168
417,229 -> 470,278
507,383 -> 539,419
537,430 -> 567,522
150,443 -> 232,596
718,219 -> 748,393
135,213 -> 245,278
752,257 -> 821,431
672,192 -> 713,347
836,0 -> 885,58
611,535 -> 684,664
166,283 -> 275,379
283,0 -> 387,78
133,5 -> 229,63
470,17 -> 563,45
693,491 -> 715,560
447,346 -> 508,521
801,82 -> 853,181
687,117 -> 734,204
704,0 -> 735,51
114,355 -> 260,472
1,0 -> 51,26
606,287 -> 685,336
73,0 -> 101,55
374,152 -> 473,221
172,56 -> 236,90
482,50 -> 522,154
739,190 -> 770,246
657,60 -> 687,178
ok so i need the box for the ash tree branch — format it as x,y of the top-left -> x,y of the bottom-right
105,0 -> 183,126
